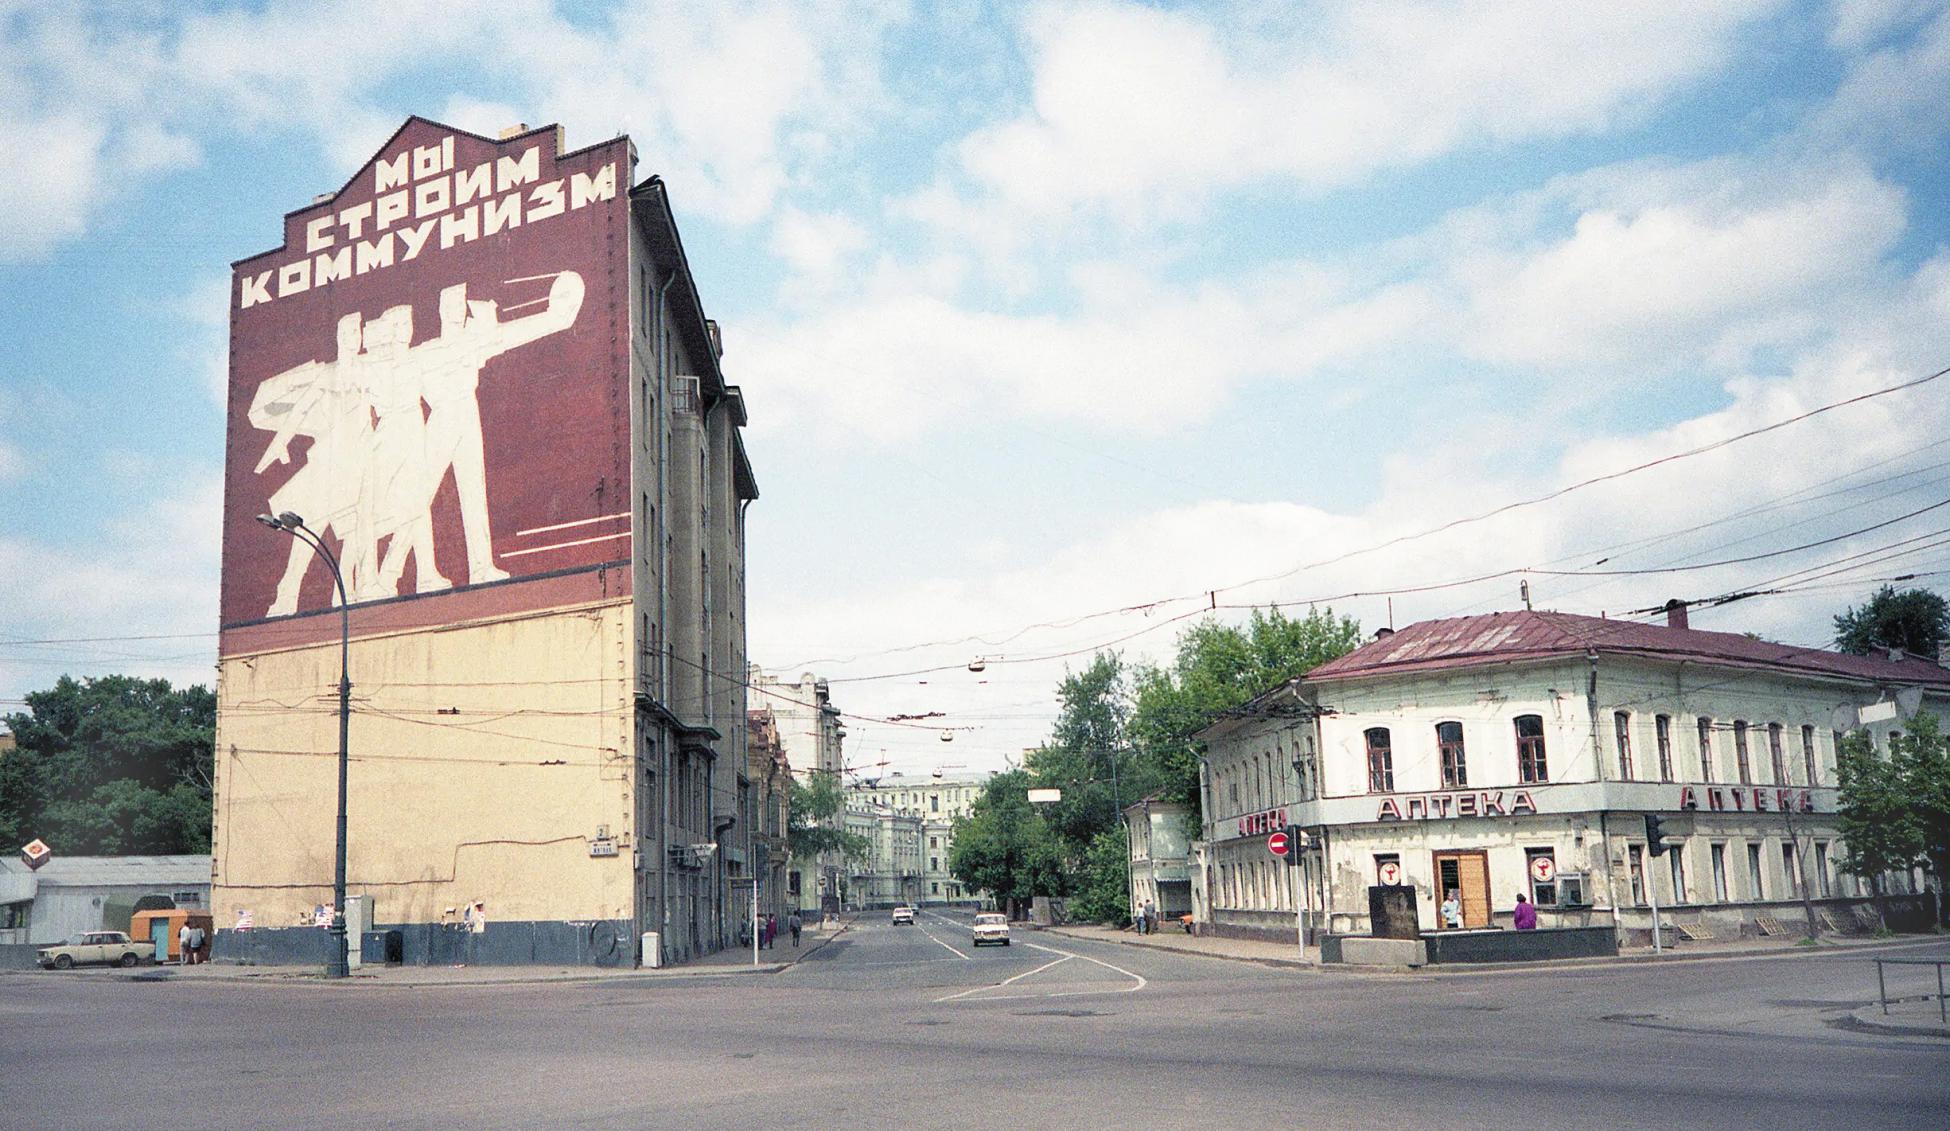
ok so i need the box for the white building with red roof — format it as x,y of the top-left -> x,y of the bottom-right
1193,604 -> 1950,944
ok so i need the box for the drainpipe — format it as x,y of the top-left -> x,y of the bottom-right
656,268 -> 676,961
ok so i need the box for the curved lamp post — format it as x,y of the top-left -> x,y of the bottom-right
254,510 -> 351,978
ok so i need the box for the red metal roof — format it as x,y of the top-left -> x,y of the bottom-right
1304,610 -> 1950,688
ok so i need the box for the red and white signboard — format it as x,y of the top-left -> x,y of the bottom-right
19,839 -> 51,870
1378,861 -> 1401,885
222,118 -> 633,652
1530,856 -> 1556,882
1266,831 -> 1290,858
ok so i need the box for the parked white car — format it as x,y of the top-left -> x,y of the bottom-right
38,931 -> 149,970
971,913 -> 1011,947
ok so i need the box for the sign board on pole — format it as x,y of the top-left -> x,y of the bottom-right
1266,831 -> 1290,857
1026,788 -> 1062,804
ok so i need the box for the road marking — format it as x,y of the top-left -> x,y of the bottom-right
915,921 -> 972,961
1025,941 -> 1148,994
934,954 -> 1073,1002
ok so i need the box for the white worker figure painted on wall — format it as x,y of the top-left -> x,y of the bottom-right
246,270 -> 585,616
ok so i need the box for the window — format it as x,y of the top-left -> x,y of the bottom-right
930,794 -> 939,813
930,882 -> 938,895
1525,848 -> 1556,906
1768,723 -> 1786,784
172,890 -> 202,906
1515,715 -> 1549,783
929,836 -> 938,848
1746,843 -> 1765,900
1629,845 -> 1646,905
1365,728 -> 1395,793
1814,842 -> 1832,897
1697,717 -> 1715,782
1668,849 -> 1687,904
1711,844 -> 1728,902
1655,714 -> 1674,781
1783,843 -> 1804,897
1614,711 -> 1634,779
930,856 -> 938,872
1436,721 -> 1467,788
1802,725 -> 1818,786
1734,721 -> 1752,784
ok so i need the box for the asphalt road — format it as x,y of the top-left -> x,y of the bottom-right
2,909 -> 1945,1130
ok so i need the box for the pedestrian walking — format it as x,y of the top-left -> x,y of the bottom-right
788,911 -> 803,947
189,924 -> 206,964
1133,904 -> 1147,935
763,913 -> 777,950
1440,890 -> 1463,930
1143,899 -> 1156,936
178,923 -> 193,965
1512,893 -> 1537,931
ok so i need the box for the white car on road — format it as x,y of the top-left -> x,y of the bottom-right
891,905 -> 915,925
971,913 -> 1011,947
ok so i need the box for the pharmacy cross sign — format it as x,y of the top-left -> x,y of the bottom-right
1266,831 -> 1290,858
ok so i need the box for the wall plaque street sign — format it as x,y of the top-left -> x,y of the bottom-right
1266,831 -> 1290,858
1378,860 -> 1401,884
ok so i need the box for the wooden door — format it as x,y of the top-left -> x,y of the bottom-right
1433,850 -> 1492,929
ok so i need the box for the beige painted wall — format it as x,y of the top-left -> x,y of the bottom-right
211,598 -> 637,928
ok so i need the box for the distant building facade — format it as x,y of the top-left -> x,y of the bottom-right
846,802 -> 923,908
745,709 -> 791,923
211,118 -> 756,968
750,668 -> 846,914
1194,609 -> 1950,943
1122,797 -> 1193,921
850,771 -> 992,904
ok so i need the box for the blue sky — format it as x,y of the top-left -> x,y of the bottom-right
4,1 -> 1950,774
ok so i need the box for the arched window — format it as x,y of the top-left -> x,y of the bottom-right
1436,722 -> 1467,788
1767,724 -> 1786,784
1515,715 -> 1548,783
1614,711 -> 1634,780
1364,727 -> 1394,793
1801,725 -> 1818,786
1734,721 -> 1752,784
1697,718 -> 1715,782
1655,714 -> 1674,782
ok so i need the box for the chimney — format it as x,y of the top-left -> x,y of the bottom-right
1374,627 -> 1394,640
1664,599 -> 1689,630
498,123 -> 531,140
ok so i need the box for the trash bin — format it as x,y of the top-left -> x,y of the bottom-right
383,929 -> 404,965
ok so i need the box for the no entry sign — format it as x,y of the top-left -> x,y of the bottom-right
1266,831 -> 1290,857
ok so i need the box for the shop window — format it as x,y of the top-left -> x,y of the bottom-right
1782,843 -> 1801,898
1515,715 -> 1549,783
1746,842 -> 1765,900
1734,721 -> 1752,784
1697,717 -> 1715,782
1436,721 -> 1467,788
1814,842 -> 1832,897
1365,728 -> 1394,793
1668,849 -> 1687,904
1710,843 -> 1728,902
1614,711 -> 1634,779
1655,714 -> 1674,782
1802,725 -> 1818,786
1768,723 -> 1786,784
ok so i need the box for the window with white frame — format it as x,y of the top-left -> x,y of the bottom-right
1655,714 -> 1674,782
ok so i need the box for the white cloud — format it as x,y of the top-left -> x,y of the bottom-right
942,0 -> 1782,223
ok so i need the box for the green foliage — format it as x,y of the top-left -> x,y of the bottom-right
1023,653 -> 1157,868
947,769 -> 1063,910
1893,713 -> 1950,886
1833,729 -> 1922,895
0,675 -> 215,855
1066,827 -> 1132,925
1832,585 -> 1948,657
786,770 -> 869,862
1130,606 -> 1363,816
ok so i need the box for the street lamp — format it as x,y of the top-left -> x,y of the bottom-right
254,510 -> 352,979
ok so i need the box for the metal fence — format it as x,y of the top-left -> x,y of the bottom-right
1873,956 -> 1949,1024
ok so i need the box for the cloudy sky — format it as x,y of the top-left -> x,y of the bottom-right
3,1 -> 1949,778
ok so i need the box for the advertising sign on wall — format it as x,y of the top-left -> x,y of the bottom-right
221,118 -> 632,651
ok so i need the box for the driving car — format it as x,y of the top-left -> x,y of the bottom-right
971,912 -> 1010,946
890,905 -> 915,925
38,931 -> 149,970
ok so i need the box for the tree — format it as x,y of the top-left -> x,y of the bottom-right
1832,585 -> 1948,657
1023,653 -> 1154,871
1129,606 -> 1363,817
1893,713 -> 1950,892
1066,827 -> 1133,925
785,770 -> 869,863
1834,729 -> 1923,929
0,675 -> 215,855
948,770 -> 1063,917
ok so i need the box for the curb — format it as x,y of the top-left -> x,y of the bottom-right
1039,927 -> 1314,970
1847,1002 -> 1950,1038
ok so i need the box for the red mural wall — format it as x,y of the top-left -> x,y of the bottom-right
220,119 -> 632,653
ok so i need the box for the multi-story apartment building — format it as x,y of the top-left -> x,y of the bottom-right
846,803 -> 924,908
211,117 -> 755,967
745,709 -> 791,923
750,667 -> 846,914
851,770 -> 992,904
1194,607 -> 1950,942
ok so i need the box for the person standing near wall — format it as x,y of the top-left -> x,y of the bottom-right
788,911 -> 802,947
1513,893 -> 1537,931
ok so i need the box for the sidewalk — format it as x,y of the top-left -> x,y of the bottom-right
1849,995 -> 1950,1038
1043,921 -> 1948,975
89,914 -> 857,988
